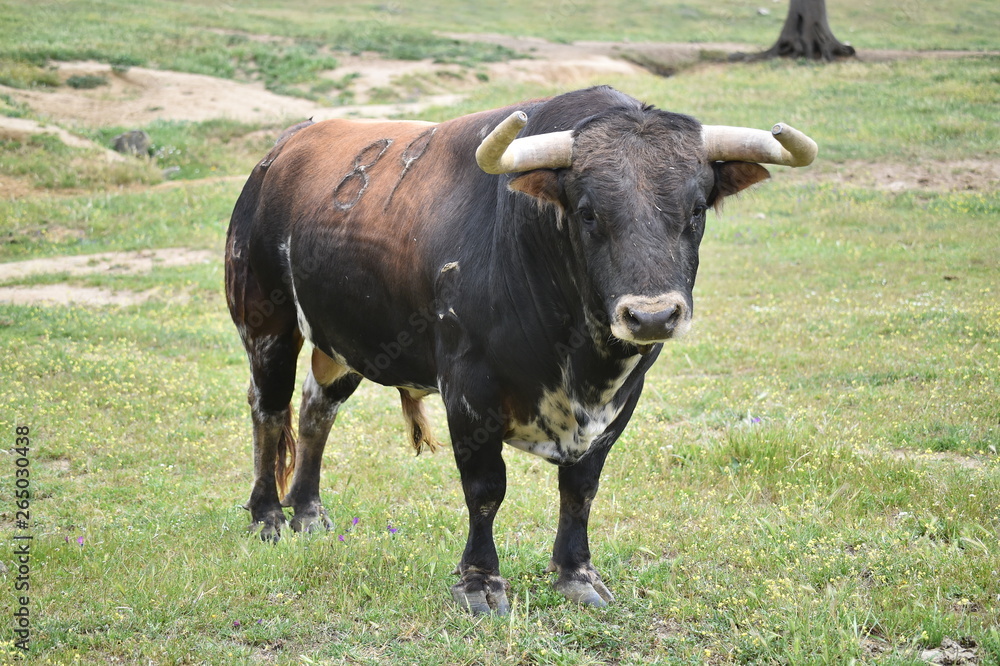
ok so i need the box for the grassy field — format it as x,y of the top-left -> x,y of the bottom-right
2,1 -> 1000,664
1,0 -> 997,98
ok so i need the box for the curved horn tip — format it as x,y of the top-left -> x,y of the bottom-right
497,110 -> 528,133
476,110 -> 531,174
476,110 -> 574,175
770,123 -> 818,167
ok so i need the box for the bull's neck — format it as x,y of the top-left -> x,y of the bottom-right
491,191 -> 617,358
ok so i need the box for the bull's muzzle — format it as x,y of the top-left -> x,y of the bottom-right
611,293 -> 690,343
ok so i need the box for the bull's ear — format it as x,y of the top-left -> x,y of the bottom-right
709,161 -> 770,209
508,170 -> 563,208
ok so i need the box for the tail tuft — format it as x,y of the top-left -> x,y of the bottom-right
275,408 -> 297,499
399,388 -> 439,455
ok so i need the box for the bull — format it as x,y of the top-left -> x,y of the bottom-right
225,86 -> 816,614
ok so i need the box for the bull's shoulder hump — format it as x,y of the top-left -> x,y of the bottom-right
304,118 -> 436,139
269,119 -> 438,167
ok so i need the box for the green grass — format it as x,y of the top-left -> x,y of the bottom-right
415,55 -> 1000,163
0,61 -> 60,89
0,119 -> 284,197
1,3 -> 1000,664
0,1 -> 516,100
0,134 -> 165,191
0,180 -> 238,261
90,119 -> 280,181
14,54 -> 990,199
394,0 -> 1000,50
2,178 -> 998,664
0,0 -> 996,103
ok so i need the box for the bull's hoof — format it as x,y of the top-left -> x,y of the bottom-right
554,578 -> 614,607
289,504 -> 333,534
247,508 -> 287,543
451,572 -> 511,615
548,562 -> 615,607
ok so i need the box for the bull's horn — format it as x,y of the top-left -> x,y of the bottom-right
701,123 -> 817,167
476,111 -> 575,174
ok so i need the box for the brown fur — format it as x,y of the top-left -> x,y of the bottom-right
509,170 -> 561,205
710,161 -> 771,211
269,119 -> 446,295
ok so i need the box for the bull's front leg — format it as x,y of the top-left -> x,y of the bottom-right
548,444 -> 615,607
445,398 -> 511,615
548,386 -> 643,606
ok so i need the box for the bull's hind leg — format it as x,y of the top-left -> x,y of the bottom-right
226,157 -> 307,541
281,348 -> 361,533
244,327 -> 302,541
228,258 -> 302,540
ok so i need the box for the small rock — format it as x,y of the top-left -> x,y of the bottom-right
919,636 -> 978,665
112,130 -> 151,156
757,8 -> 771,16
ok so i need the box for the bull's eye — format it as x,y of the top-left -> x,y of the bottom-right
579,207 -> 599,233
689,204 -> 707,231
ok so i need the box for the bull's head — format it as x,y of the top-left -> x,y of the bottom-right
477,96 -> 816,348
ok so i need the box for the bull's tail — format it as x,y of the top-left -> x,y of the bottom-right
275,407 -> 297,500
399,389 -> 440,455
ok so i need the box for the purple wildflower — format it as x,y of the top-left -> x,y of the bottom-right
338,534 -> 345,542
76,536 -> 84,546
233,620 -> 241,629
352,517 -> 359,527
387,523 -> 399,534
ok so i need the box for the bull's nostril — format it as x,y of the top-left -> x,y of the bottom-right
665,305 -> 681,327
623,308 -> 641,331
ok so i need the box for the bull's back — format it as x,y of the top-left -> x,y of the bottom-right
267,119 -> 444,288
249,115 -> 502,387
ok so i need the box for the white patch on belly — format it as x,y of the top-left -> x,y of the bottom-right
505,357 -> 641,464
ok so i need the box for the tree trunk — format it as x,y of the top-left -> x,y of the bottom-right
759,0 -> 856,61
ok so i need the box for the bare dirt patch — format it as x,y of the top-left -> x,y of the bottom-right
0,284 -> 159,307
0,247 -> 216,282
776,158 -> 1000,193
0,115 -> 125,161
451,33 -> 751,78
1,61 -> 319,128
887,447 -> 988,471
0,248 -> 216,307
0,173 -> 38,200
0,39 -> 654,132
